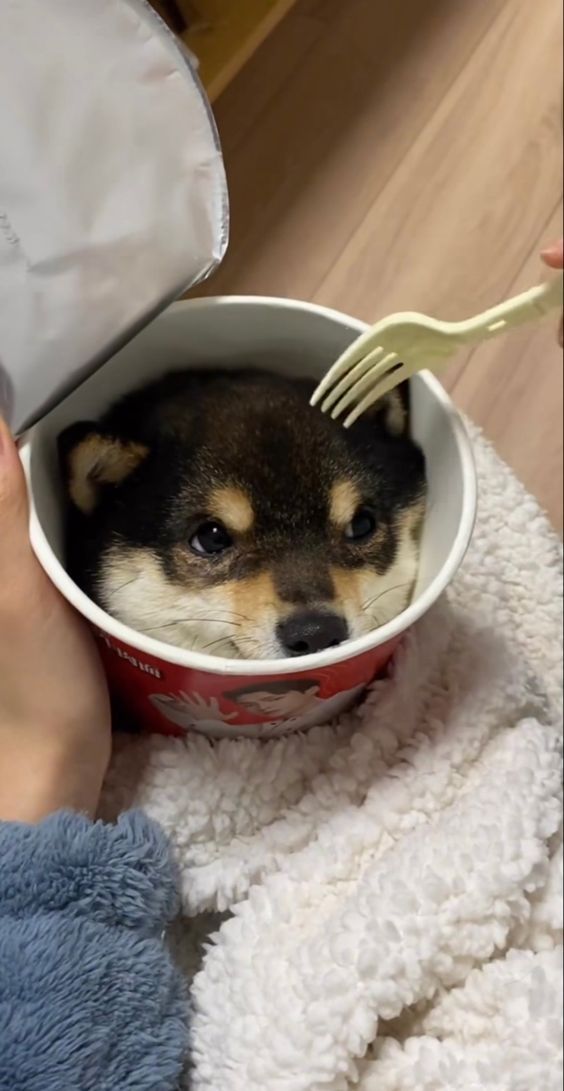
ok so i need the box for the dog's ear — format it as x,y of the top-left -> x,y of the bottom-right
363,383 -> 410,437
58,422 -> 149,515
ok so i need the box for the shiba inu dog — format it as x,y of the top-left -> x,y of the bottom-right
59,368 -> 426,659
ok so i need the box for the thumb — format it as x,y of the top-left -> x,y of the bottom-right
0,416 -> 32,568
540,239 -> 564,269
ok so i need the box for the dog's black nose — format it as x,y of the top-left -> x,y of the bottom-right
277,611 -> 349,657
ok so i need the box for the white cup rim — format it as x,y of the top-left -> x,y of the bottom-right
21,294 -> 477,678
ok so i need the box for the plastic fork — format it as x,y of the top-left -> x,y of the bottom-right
311,273 -> 563,428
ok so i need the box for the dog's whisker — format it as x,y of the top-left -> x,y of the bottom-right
63,366 -> 426,668
106,575 -> 143,600
143,621 -> 187,634
195,631 -> 239,655
182,616 -> 242,628
361,581 -> 413,615
220,610 -> 253,623
233,635 -> 264,657
143,615 -> 242,635
201,636 -> 237,653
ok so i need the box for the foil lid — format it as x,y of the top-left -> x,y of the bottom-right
0,0 -> 229,433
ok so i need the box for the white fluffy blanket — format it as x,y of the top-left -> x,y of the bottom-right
102,430 -> 563,1091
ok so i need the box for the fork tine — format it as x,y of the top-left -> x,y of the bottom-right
342,361 -> 411,428
309,324 -> 388,406
328,346 -> 401,414
320,347 -> 384,413
331,352 -> 398,420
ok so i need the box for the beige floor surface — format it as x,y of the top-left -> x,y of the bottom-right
193,0 -> 563,530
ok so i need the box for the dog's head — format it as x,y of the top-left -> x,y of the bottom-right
59,369 -> 426,659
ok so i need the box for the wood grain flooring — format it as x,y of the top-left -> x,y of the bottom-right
192,0 -> 563,530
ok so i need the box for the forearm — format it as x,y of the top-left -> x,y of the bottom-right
0,736 -> 104,822
0,810 -> 188,1091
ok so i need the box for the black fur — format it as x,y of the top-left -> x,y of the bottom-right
59,368 -> 426,649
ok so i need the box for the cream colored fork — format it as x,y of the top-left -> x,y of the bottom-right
311,273 -> 563,428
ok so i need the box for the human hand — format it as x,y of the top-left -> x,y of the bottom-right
540,239 -> 563,345
176,692 -> 237,722
0,418 -> 111,822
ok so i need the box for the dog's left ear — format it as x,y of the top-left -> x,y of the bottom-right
364,384 -> 410,437
58,421 -> 149,515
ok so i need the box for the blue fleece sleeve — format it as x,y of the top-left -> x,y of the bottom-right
0,811 -> 188,1091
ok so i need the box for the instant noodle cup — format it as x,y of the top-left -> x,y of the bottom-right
20,296 -> 476,739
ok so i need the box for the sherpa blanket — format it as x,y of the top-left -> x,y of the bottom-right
102,428 -> 563,1091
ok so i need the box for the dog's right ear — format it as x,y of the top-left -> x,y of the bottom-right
362,385 -> 410,437
58,422 -> 149,515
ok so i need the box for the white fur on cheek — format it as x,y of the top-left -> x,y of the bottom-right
97,547 -> 241,657
97,547 -> 288,660
343,527 -> 420,640
96,519 -> 421,660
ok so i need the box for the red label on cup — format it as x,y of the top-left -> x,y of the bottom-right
95,629 -> 402,739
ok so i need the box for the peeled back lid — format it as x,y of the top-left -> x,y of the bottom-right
0,0 -> 228,433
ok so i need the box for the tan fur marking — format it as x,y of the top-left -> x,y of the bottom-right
69,435 -> 148,514
97,497 -> 424,658
330,480 -> 361,529
400,496 -> 426,542
229,570 -> 284,621
331,562 -> 412,635
330,567 -> 364,616
330,499 -> 423,637
100,550 -> 294,658
99,547 -> 249,656
382,390 -> 407,436
227,571 -> 292,657
209,486 -> 254,534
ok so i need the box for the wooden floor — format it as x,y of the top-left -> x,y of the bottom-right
194,0 -> 563,530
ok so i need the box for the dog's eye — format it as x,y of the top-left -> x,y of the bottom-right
344,507 -> 376,542
190,521 -> 233,557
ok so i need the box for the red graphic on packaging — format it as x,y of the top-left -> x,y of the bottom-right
95,629 -> 403,739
